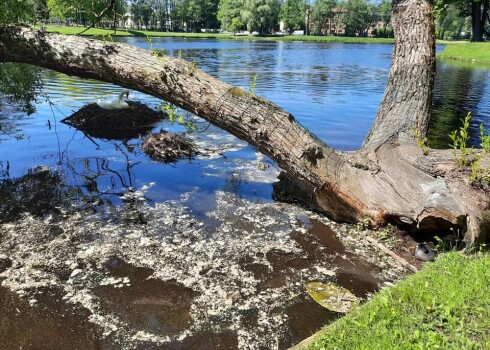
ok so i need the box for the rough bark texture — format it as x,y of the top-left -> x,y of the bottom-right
363,0 -> 435,149
0,0 -> 489,245
471,0 -> 490,42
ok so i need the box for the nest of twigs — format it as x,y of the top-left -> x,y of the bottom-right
61,102 -> 164,140
142,131 -> 196,163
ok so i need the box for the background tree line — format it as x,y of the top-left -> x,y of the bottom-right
0,0 -> 489,40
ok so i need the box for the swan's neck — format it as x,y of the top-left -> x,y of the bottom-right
118,90 -> 129,101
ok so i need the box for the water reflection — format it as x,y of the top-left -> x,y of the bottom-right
0,286 -> 106,350
431,61 -> 490,148
0,141 -> 144,224
0,168 -> 69,223
0,63 -> 43,115
1,38 -> 490,349
114,38 -> 393,150
65,144 -> 138,196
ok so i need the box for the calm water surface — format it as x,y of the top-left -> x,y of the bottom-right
1,38 -> 490,349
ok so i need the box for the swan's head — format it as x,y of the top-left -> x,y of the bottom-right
118,90 -> 129,101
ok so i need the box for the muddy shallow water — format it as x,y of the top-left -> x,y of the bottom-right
0,180 -> 405,349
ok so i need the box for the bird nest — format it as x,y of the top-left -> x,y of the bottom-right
142,131 -> 196,163
61,102 -> 164,140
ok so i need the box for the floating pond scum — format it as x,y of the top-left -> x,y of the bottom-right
0,183 -> 405,349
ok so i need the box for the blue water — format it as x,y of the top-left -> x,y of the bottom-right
124,38 -> 392,150
1,38 -> 490,211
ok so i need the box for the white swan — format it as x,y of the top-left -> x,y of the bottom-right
97,90 -> 130,110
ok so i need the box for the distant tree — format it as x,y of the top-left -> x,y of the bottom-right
218,0 -> 244,31
202,0 -> 220,29
469,0 -> 490,41
435,1 -> 470,39
310,0 -> 336,35
132,0 -> 155,29
436,0 -> 489,41
46,0 -> 126,27
279,0 -> 306,32
151,0 -> 171,31
377,0 -> 392,37
0,0 -> 39,23
192,0 -> 219,29
242,0 -> 280,33
338,0 -> 376,36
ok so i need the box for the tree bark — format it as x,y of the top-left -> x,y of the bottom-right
363,0 -> 435,149
0,0 -> 489,245
471,0 -> 489,42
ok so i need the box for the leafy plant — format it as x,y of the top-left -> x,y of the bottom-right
189,61 -> 197,75
480,125 -> 490,177
158,102 -> 197,133
449,112 -> 490,184
146,35 -> 153,50
469,153 -> 483,182
376,225 -> 392,240
249,73 -> 258,94
151,48 -> 166,68
101,33 -> 113,45
412,128 -> 429,155
480,124 -> 490,153
449,112 -> 473,166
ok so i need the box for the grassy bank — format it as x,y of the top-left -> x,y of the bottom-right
306,251 -> 490,350
439,42 -> 490,65
42,25 -> 394,43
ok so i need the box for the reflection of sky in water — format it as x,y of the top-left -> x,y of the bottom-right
1,39 -> 490,210
118,38 -> 395,150
0,38 -> 490,350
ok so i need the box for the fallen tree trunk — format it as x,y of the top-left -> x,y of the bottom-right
0,0 -> 488,245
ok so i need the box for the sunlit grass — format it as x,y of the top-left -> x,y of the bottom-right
439,42 -> 490,65
42,25 -> 394,43
306,252 -> 490,350
42,25 -> 224,38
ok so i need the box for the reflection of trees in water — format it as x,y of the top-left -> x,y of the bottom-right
0,63 -> 43,140
0,63 -> 42,115
0,141 -> 146,223
65,142 -> 138,195
61,139 -> 151,224
430,62 -> 489,148
0,168 -> 70,223
0,161 -> 9,178
223,172 -> 246,196
61,139 -> 142,201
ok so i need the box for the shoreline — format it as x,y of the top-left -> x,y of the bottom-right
42,25 -> 395,44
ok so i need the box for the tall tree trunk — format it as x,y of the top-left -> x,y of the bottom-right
363,0 -> 435,149
471,0 -> 489,42
0,0 -> 489,245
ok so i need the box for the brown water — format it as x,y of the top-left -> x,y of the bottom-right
0,200 -> 399,349
0,286 -> 105,350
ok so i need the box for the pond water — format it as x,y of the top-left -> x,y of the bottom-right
1,38 -> 490,349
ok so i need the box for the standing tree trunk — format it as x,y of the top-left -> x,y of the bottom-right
0,0 -> 489,245
471,0 -> 489,42
363,0 -> 435,149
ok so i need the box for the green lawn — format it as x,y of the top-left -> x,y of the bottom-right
439,42 -> 490,65
42,25 -> 394,43
305,251 -> 490,350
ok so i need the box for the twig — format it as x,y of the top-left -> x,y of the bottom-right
365,236 -> 419,273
